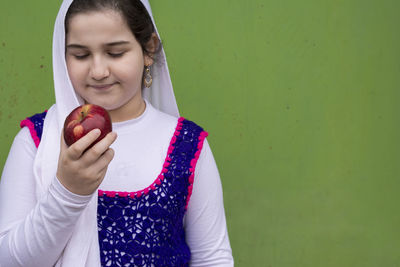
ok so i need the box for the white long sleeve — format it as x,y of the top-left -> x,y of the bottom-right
0,128 -> 93,267
0,103 -> 233,266
184,139 -> 234,266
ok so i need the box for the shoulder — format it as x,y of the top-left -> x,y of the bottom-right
146,100 -> 207,134
173,117 -> 209,161
179,117 -> 207,135
6,126 -> 38,160
153,107 -> 207,134
20,110 -> 48,148
152,107 -> 179,129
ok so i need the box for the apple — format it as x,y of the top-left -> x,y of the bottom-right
63,104 -> 112,147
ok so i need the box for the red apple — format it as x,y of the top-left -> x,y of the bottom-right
63,104 -> 112,147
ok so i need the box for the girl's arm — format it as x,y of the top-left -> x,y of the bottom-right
184,139 -> 234,267
0,128 -> 93,266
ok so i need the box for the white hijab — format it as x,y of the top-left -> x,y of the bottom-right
35,0 -> 179,265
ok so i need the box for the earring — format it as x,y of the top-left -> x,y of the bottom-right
144,66 -> 152,88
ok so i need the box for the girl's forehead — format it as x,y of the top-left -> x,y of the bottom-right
67,9 -> 125,28
66,10 -> 134,45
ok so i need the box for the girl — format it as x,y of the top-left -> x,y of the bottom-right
0,0 -> 234,266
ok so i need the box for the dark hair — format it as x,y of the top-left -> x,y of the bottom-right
65,0 -> 160,56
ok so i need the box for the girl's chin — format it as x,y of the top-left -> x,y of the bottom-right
82,99 -> 113,110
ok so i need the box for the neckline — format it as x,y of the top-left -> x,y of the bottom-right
98,117 -> 185,198
98,117 -> 208,210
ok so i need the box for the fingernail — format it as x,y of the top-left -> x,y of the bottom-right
93,129 -> 101,135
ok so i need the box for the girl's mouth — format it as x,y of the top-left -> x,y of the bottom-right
89,83 -> 116,90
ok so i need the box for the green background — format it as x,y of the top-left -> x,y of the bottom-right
1,0 -> 400,266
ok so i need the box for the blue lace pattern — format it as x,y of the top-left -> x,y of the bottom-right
97,118 -> 207,267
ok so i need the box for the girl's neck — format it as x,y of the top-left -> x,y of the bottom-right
108,97 -> 146,123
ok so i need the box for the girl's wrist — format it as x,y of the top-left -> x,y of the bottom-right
53,175 -> 95,202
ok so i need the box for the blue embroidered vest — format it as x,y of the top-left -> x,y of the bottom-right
21,113 -> 208,267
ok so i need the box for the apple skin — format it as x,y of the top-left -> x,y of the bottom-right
63,104 -> 112,147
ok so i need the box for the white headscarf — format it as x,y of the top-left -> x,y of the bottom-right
34,0 -> 179,265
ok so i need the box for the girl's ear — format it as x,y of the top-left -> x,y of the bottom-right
144,33 -> 159,66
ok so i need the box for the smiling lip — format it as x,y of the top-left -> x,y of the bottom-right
89,83 -> 116,90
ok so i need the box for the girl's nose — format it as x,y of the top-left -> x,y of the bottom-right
90,57 -> 110,81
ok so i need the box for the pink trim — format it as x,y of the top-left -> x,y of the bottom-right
20,119 -> 40,148
185,130 -> 208,209
119,192 -> 128,197
98,117 -> 186,199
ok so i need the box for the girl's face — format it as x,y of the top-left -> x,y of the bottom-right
65,10 -> 153,122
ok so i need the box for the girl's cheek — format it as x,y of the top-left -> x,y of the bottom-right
67,59 -> 86,77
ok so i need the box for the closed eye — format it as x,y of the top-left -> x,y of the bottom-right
108,52 -> 125,58
74,54 -> 89,60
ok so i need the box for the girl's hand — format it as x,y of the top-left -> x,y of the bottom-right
56,129 -> 117,196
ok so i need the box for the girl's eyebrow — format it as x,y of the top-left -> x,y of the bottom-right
66,44 -> 87,49
66,41 -> 130,49
105,41 -> 130,47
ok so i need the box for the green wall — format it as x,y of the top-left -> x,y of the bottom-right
1,0 -> 400,266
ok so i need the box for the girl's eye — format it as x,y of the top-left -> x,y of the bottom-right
74,54 -> 89,60
109,52 -> 124,58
